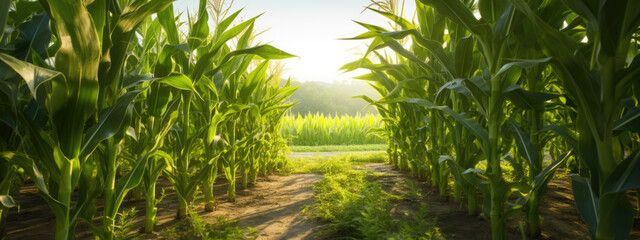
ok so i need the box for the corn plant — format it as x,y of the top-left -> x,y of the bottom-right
281,113 -> 384,146
510,1 -> 640,239
344,1 -> 586,239
346,0 -> 639,240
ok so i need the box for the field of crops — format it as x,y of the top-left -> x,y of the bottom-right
1,0 -> 640,240
343,0 -> 640,239
281,113 -> 384,146
0,1 -> 295,239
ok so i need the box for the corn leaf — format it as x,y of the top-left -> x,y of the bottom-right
80,89 -> 146,159
0,195 -> 16,208
570,175 -> 598,237
0,52 -> 63,100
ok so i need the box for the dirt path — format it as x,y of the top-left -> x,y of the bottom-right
6,173 -> 324,240
203,174 -> 324,240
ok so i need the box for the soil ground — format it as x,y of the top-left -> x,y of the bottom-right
361,163 -> 640,240
5,157 -> 640,239
6,173 -> 323,240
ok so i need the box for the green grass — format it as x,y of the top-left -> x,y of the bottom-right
291,153 -> 442,239
159,214 -> 257,240
287,144 -> 386,152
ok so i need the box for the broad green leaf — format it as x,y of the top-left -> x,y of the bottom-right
495,58 -> 552,77
531,151 -> 571,192
0,52 -> 63,100
600,193 -> 635,240
80,89 -> 146,159
437,79 -> 474,100
570,175 -> 598,237
455,35 -> 475,78
188,0 -> 209,49
508,120 -> 539,170
47,0 -> 102,158
213,8 -> 243,40
432,105 -> 489,152
478,0 -> 509,24
353,20 -> 388,32
381,31 -> 454,75
0,151 -> 66,220
380,36 -> 433,72
0,195 -> 16,208
7,13 -> 51,61
111,153 -> 148,216
212,15 -> 261,52
156,73 -> 195,91
227,45 -> 297,61
601,151 -> 640,195
86,0 -> 105,43
503,85 -> 558,111
341,30 -> 380,40
157,4 -> 180,45
418,0 -> 491,36
118,0 -> 176,28
613,106 -> 640,132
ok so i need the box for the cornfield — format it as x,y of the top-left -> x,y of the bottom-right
281,113 -> 384,145
344,0 -> 640,239
0,0 -> 296,239
1,0 -> 639,239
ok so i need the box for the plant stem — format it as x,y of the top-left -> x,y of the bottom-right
144,182 -> 156,233
103,139 -> 117,240
55,161 -> 73,240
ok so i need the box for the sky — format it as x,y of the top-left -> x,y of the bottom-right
173,0 -> 416,83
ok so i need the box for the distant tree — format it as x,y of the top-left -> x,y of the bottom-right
288,81 -> 379,116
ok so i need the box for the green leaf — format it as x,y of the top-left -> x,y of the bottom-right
601,151 -> 640,195
432,105 -> 489,153
156,73 -> 195,92
47,0 -> 102,159
531,151 -> 571,192
80,89 -> 146,159
111,153 -> 148,216
157,3 -> 180,45
495,58 -> 552,77
188,0 -> 209,49
508,120 -> 539,170
613,106 -> 640,132
503,85 -> 558,111
212,14 -> 261,52
0,52 -> 63,100
455,36 -> 475,78
228,45 -> 297,60
570,175 -> 598,237
0,195 -> 16,208
418,0 -> 491,36
7,13 -> 51,61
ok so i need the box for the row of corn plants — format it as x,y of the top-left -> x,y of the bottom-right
345,0 -> 640,239
0,0 -> 296,239
281,113 -> 385,145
